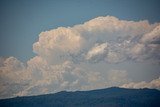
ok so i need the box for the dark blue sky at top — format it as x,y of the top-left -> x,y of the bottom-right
0,0 -> 160,62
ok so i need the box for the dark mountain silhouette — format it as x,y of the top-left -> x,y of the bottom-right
0,87 -> 160,107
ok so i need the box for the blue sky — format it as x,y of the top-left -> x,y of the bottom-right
0,0 -> 160,61
0,0 -> 160,99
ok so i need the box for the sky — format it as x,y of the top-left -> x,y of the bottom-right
0,0 -> 160,61
0,0 -> 160,99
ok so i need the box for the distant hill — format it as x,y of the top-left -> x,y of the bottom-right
0,87 -> 160,107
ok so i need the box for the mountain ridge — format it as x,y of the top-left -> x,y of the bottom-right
0,87 -> 160,107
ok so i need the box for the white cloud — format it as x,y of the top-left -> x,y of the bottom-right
0,16 -> 160,99
121,77 -> 160,89
107,70 -> 130,86
33,16 -> 158,64
0,57 -> 29,99
33,27 -> 83,64
141,24 -> 160,44
0,57 -> 131,99
86,43 -> 108,62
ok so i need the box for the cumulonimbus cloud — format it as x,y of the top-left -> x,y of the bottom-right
0,16 -> 160,99
33,16 -> 160,64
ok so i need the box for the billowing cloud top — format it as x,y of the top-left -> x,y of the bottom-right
33,16 -> 159,64
0,16 -> 160,99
